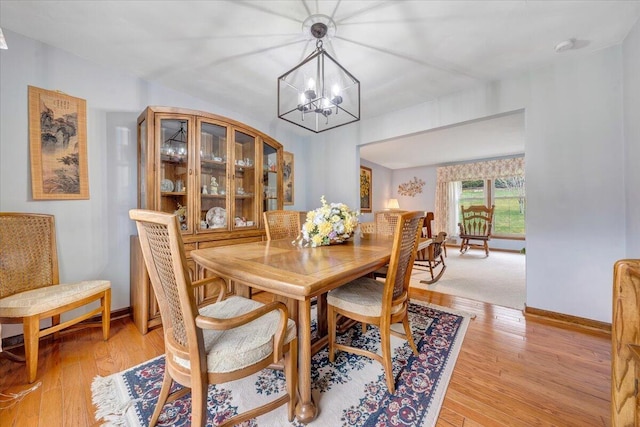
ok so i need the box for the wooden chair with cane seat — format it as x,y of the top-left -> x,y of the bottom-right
327,211 -> 424,393
129,209 -> 297,427
0,212 -> 111,383
458,204 -> 495,256
263,210 -> 301,241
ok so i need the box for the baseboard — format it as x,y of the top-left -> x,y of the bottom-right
524,305 -> 611,334
443,243 -> 522,254
1,307 -> 131,350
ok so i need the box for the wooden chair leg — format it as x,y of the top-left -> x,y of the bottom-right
24,315 -> 40,383
328,305 -> 336,362
402,315 -> 418,356
102,289 -> 111,340
190,377 -> 207,427
150,369 -> 173,427
485,241 -> 490,256
380,328 -> 395,394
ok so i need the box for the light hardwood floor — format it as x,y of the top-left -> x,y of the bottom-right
0,290 -> 610,427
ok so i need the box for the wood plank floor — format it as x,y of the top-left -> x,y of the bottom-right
0,290 -> 610,427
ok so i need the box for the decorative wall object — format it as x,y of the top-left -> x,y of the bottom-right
360,165 -> 372,213
398,176 -> 425,197
283,151 -> 294,205
28,86 -> 89,199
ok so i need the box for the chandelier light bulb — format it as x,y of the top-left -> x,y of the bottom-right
332,84 -> 340,96
307,78 -> 315,90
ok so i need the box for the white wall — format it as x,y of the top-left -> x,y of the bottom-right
358,158 -> 393,223
624,19 -> 640,258
0,31 -> 308,339
307,40 -> 631,323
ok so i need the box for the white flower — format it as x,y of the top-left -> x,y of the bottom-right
298,196 -> 360,247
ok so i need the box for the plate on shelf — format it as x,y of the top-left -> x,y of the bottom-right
161,179 -> 174,192
206,207 -> 227,228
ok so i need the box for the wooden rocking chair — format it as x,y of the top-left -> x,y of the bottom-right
416,212 -> 447,284
458,204 -> 495,256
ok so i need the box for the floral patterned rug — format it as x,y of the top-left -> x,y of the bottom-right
92,301 -> 471,426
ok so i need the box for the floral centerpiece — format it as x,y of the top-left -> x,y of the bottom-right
300,196 -> 360,247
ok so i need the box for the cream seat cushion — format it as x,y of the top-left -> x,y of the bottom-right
174,296 -> 297,374
327,277 -> 403,317
0,280 -> 111,317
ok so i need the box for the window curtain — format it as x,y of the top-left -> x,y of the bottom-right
434,157 -> 524,234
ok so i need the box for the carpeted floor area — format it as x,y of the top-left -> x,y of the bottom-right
411,248 -> 526,310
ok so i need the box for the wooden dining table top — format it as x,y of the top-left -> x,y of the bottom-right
190,232 -> 397,300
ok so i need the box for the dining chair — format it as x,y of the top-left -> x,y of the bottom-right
374,210 -> 407,236
0,212 -> 111,383
327,210 -> 424,393
458,204 -> 495,256
263,210 -> 301,241
129,209 -> 298,427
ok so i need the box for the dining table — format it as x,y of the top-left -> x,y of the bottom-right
190,231 -> 403,423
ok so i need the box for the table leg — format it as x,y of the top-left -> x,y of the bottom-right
295,298 -> 317,423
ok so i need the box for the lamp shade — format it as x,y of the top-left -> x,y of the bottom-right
387,199 -> 400,210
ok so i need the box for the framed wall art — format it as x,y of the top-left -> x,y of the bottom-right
360,165 -> 372,213
28,86 -> 89,200
283,151 -> 294,205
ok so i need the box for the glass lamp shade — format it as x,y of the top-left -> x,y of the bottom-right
278,48 -> 360,133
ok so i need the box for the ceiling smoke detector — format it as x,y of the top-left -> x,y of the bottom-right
554,39 -> 575,53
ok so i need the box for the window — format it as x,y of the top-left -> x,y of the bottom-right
456,176 -> 525,238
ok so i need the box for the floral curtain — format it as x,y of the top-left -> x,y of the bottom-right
434,157 -> 524,233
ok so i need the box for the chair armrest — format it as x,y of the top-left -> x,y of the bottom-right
191,276 -> 226,303
195,301 -> 290,363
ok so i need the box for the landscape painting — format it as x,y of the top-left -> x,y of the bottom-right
29,86 -> 89,199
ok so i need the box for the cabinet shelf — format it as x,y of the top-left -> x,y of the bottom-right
161,154 -> 188,164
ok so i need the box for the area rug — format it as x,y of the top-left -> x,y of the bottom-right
411,250 -> 526,309
92,301 -> 470,426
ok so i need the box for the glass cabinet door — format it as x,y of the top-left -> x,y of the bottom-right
263,141 -> 280,212
232,129 -> 257,230
198,120 -> 228,232
157,116 -> 191,233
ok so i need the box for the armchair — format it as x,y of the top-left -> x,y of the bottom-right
129,209 -> 297,426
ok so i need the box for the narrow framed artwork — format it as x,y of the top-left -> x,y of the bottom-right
283,151 -> 294,205
360,165 -> 372,213
28,86 -> 89,200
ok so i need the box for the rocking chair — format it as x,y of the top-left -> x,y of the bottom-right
416,212 -> 447,284
458,204 -> 495,256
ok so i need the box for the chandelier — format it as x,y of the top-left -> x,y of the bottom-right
277,15 -> 360,133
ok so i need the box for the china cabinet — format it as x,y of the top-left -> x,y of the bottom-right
131,106 -> 284,333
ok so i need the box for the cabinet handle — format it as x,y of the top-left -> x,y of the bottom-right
189,169 -> 193,175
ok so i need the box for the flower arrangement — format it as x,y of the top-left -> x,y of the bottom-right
300,196 -> 360,247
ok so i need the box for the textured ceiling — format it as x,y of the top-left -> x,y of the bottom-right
1,0 -> 638,168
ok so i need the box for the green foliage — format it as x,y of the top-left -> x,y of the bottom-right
459,186 -> 525,235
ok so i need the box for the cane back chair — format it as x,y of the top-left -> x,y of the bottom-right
0,213 -> 111,383
327,211 -> 424,393
458,204 -> 495,256
263,210 -> 301,241
129,209 -> 297,426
